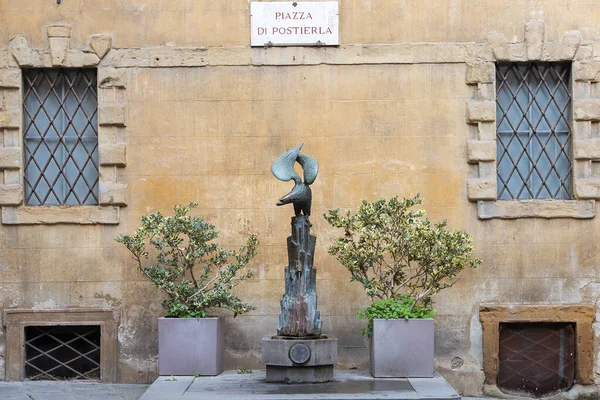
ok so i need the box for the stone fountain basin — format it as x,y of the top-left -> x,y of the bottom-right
262,335 -> 338,383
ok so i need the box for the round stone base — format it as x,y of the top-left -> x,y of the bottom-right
265,365 -> 334,383
262,335 -> 338,384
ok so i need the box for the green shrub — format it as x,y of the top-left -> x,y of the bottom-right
357,296 -> 436,337
323,194 -> 480,332
115,203 -> 258,318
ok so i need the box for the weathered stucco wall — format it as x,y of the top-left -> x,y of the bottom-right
1,0 -> 600,395
1,0 -> 600,47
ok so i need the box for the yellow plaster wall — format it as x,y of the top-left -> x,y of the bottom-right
1,0 -> 600,394
1,0 -> 599,48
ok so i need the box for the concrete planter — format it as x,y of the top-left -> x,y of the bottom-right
158,317 -> 224,376
370,318 -> 434,378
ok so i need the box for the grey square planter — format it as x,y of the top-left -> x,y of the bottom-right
370,318 -> 434,378
158,317 -> 224,376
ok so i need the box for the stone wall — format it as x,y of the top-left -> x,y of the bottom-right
0,0 -> 599,395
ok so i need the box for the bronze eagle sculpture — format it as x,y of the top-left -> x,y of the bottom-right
271,143 -> 319,217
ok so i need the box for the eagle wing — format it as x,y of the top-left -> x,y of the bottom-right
271,143 -> 303,183
297,153 -> 318,185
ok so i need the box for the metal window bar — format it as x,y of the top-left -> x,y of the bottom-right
498,323 -> 575,397
23,68 -> 99,206
496,63 -> 573,200
25,325 -> 101,381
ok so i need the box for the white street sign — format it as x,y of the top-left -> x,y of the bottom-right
251,1 -> 339,47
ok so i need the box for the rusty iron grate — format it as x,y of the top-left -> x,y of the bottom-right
496,63 -> 573,200
25,325 -> 101,381
23,68 -> 99,206
498,323 -> 575,397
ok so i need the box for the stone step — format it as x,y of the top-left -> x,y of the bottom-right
140,370 -> 461,400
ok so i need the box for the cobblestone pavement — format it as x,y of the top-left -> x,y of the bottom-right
0,381 -> 149,400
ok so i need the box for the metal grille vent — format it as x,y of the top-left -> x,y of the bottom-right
23,68 -> 99,206
496,63 -> 573,200
498,323 -> 575,397
25,325 -> 101,380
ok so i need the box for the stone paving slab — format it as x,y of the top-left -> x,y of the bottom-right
140,370 -> 461,400
0,381 -> 149,400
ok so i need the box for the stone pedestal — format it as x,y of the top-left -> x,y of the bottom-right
262,335 -> 338,383
262,215 -> 337,383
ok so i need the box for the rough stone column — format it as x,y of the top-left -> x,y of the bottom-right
277,215 -> 322,337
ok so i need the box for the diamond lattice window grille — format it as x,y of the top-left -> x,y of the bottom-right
25,325 -> 101,381
498,323 -> 575,397
23,68 -> 99,206
496,63 -> 573,200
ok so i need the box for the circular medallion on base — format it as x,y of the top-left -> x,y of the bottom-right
289,343 -> 311,364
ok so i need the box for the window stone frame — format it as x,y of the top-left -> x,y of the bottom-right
466,21 -> 600,219
479,304 -> 595,387
0,24 -> 128,224
3,308 -> 119,382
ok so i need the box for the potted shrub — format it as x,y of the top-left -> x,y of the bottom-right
324,195 -> 480,378
116,203 -> 258,376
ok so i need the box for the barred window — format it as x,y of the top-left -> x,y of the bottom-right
496,63 -> 572,200
23,69 -> 99,206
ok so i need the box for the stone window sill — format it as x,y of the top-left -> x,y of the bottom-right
477,200 -> 595,220
1,205 -> 120,225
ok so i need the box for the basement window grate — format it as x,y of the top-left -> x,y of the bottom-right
25,325 -> 101,380
498,322 -> 575,397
